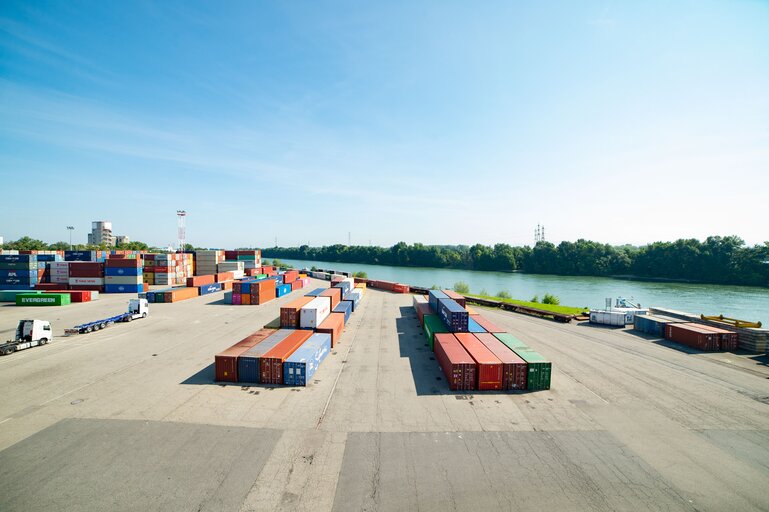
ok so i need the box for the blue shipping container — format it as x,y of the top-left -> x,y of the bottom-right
276,283 -> 292,297
0,284 -> 36,290
237,329 -> 294,383
633,314 -> 682,337
305,287 -> 325,297
104,267 -> 143,276
428,290 -> 449,312
0,254 -> 37,263
104,284 -> 143,293
36,254 -> 62,262
332,300 -> 352,325
1,277 -> 38,285
437,298 -> 469,332
199,283 -> 223,296
333,281 -> 352,296
223,291 -> 233,304
467,317 -> 486,333
283,333 -> 331,386
0,269 -> 37,278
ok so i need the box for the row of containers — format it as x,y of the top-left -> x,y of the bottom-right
632,314 -> 739,351
414,290 -> 552,391
144,270 -> 306,304
0,250 -> 266,293
214,278 -> 367,386
307,269 -> 410,293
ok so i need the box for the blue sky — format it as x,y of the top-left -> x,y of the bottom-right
1,1 -> 767,249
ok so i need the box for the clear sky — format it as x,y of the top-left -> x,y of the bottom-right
1,1 -> 767,249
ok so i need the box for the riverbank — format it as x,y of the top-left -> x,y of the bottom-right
465,293 -> 588,316
273,258 -> 768,323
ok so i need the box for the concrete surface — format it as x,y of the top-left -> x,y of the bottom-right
0,282 -> 768,511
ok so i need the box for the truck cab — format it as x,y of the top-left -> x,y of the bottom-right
17,319 -> 53,343
127,299 -> 149,320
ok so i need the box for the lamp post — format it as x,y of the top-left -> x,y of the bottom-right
67,226 -> 74,250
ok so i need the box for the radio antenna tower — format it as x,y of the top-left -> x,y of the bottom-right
177,210 -> 187,253
535,224 -> 546,243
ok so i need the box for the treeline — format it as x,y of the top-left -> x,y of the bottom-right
262,236 -> 769,287
2,236 -> 153,252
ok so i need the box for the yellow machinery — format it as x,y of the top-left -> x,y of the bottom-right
700,314 -> 762,329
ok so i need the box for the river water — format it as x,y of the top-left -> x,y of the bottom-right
277,258 -> 769,323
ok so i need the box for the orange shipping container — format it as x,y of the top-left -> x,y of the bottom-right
214,328 -> 274,382
259,329 -> 313,384
280,296 -> 315,327
320,288 -> 341,308
187,275 -> 215,287
242,294 -> 251,305
220,281 -> 233,291
317,312 -> 344,347
166,287 -> 199,303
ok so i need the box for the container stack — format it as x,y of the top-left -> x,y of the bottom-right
68,262 -> 105,292
104,256 -> 143,293
224,250 -> 261,272
215,280 -> 367,386
414,290 -> 551,391
145,253 -> 193,286
0,254 -> 41,290
217,261 -> 245,280
632,314 -> 740,352
194,250 -> 225,276
47,261 -> 70,286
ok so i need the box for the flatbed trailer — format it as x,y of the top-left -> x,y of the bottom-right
64,299 -> 148,336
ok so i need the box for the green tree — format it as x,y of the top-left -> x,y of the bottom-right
3,236 -> 48,250
496,291 -> 512,299
353,271 -> 368,278
453,281 -> 470,294
48,241 -> 71,250
542,293 -> 560,305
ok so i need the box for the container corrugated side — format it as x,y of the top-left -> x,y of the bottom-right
474,333 -> 527,390
454,332 -> 502,390
434,333 -> 476,390
237,329 -> 294,382
283,333 -> 332,386
259,330 -> 313,384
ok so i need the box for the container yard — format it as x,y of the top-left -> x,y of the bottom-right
1,270 -> 768,511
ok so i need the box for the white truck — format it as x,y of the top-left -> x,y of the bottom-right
1,319 -> 53,355
65,299 -> 149,336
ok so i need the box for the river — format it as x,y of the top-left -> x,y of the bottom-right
276,258 -> 769,323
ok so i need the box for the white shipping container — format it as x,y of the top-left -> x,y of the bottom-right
218,262 -> 245,272
48,262 -> 70,270
69,277 -> 104,286
589,310 -> 625,327
613,307 -> 649,325
105,275 -> 143,285
300,297 -> 332,328
51,276 -> 69,284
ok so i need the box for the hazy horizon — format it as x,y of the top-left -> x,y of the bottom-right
2,1 -> 767,248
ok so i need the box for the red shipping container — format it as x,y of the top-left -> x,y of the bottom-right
317,312 -> 345,347
434,333 -> 476,390
259,330 -> 313,384
153,266 -> 171,273
105,258 -> 141,268
696,324 -> 739,351
665,323 -> 719,351
454,333 -> 503,390
216,272 -> 234,282
68,262 -> 104,277
320,288 -> 341,308
290,280 -> 303,291
443,290 -> 466,308
470,315 -> 505,333
474,333 -> 527,390
69,285 -> 104,292
187,275 -> 215,287
280,296 -> 315,328
282,270 -> 299,284
416,303 -> 433,325
214,329 -> 274,382
35,283 -> 68,290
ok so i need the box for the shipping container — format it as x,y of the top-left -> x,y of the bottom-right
665,323 -> 720,351
467,317 -> 486,333
214,329 -> 274,382
237,329 -> 295,382
198,282 -> 222,295
187,275 -> 216,287
423,314 -> 449,351
469,314 -> 505,333
16,293 -> 71,306
276,283 -> 292,297
589,310 -> 626,327
300,296 -> 332,328
511,349 -> 552,390
474,333 -> 527,390
104,284 -> 143,293
316,312 -> 345,347
437,298 -> 469,332
259,330 -> 314,384
454,333 -> 503,390
332,300 -> 352,325
415,302 -> 433,325
283,333 -> 332,386
442,290 -> 466,308
492,332 -> 530,351
633,314 -> 686,337
280,296 -> 315,328
319,287 -> 341,309
304,287 -> 326,297
428,289 -> 448,311
434,333 -> 476,390
695,324 -> 739,351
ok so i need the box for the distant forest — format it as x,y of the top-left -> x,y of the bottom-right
262,236 -> 769,287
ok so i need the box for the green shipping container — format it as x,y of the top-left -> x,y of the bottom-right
0,290 -> 43,302
493,332 -> 531,351
16,293 -> 71,306
423,314 -> 449,351
513,349 -> 552,391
